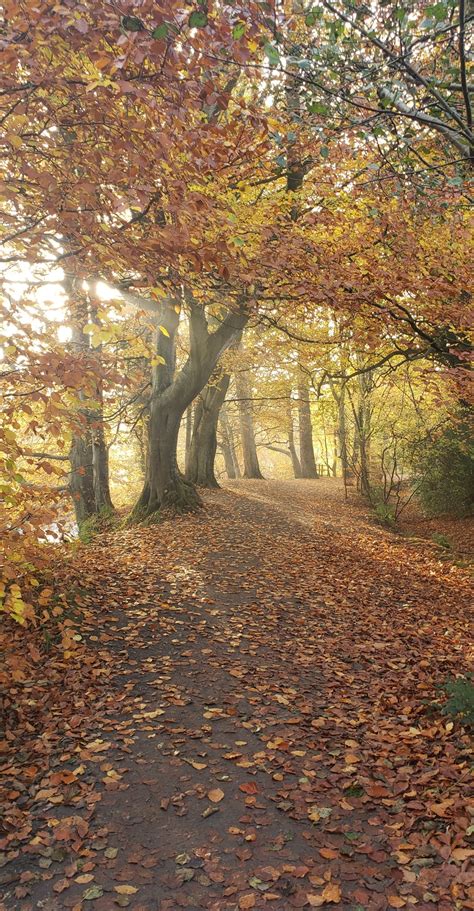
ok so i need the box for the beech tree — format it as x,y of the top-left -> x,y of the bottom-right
1,0 -> 472,625
186,371 -> 231,489
235,369 -> 265,480
128,293 -> 249,517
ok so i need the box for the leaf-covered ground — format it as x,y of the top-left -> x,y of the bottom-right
1,480 -> 472,911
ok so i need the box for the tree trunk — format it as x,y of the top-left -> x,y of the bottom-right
90,358 -> 114,513
220,406 -> 240,479
287,396 -> 302,478
69,428 -> 95,525
130,296 -> 248,521
65,275 -> 114,525
348,372 -> 372,498
337,385 -> 349,491
184,405 -> 193,475
92,421 -> 113,512
235,370 -> 264,479
134,419 -> 148,479
358,373 -> 372,499
297,377 -> 318,478
131,302 -> 200,519
133,396 -> 199,517
186,373 -> 230,488
67,287 -> 99,526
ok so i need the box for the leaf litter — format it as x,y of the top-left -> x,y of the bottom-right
1,480 -> 472,910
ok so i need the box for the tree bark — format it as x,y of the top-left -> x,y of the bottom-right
219,406 -> 241,479
184,405 -> 193,476
235,370 -> 264,479
297,376 -> 318,478
286,395 -> 302,478
337,389 -> 348,479
67,286 -> 101,526
90,355 -> 114,513
92,420 -> 113,512
357,373 -> 372,499
65,274 -> 114,525
332,380 -> 350,493
130,295 -> 248,521
69,428 -> 95,526
348,371 -> 372,498
186,373 -> 231,488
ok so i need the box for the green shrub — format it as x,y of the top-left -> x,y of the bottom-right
368,485 -> 397,527
431,532 -> 451,549
414,418 -> 474,517
373,499 -> 396,528
78,506 -> 115,543
441,675 -> 474,727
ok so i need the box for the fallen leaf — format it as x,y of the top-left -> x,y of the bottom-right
239,781 -> 258,795
308,805 -> 332,824
239,895 -> 256,910
319,848 -> 339,860
307,883 -> 341,906
83,886 -> 104,900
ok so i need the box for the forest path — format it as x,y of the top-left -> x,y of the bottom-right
2,481 -> 472,911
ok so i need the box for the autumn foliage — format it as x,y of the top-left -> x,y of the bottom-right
0,2 -> 473,908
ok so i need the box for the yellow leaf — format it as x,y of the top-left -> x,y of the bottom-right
307,883 -> 341,906
308,805 -> 332,824
150,287 -> 167,299
114,885 -> 138,895
388,898 -> 406,908
7,134 -> 23,149
158,325 -> 170,337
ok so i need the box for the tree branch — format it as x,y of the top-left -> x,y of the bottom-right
458,0 -> 473,141
377,87 -> 470,159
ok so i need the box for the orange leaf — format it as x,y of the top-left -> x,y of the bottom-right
451,848 -> 474,862
239,895 -> 256,910
239,781 -> 258,795
53,879 -> 70,893
208,788 -> 225,803
319,848 -> 339,860
308,883 -> 341,906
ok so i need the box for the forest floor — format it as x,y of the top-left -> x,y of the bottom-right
1,480 -> 473,911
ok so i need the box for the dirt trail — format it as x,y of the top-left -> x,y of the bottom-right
1,481 -> 472,911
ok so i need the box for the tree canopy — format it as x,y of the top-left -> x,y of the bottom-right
1,0 -> 472,610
